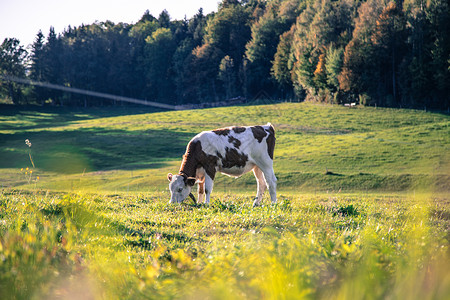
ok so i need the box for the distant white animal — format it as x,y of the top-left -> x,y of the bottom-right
168,123 -> 277,206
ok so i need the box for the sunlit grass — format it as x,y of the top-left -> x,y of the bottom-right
0,191 -> 448,299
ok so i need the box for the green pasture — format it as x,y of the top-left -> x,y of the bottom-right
0,103 -> 449,299
1,191 -> 449,299
0,102 -> 449,193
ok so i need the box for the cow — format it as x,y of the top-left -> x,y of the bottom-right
167,123 -> 277,207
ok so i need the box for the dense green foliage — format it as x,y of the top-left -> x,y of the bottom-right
1,0 -> 449,108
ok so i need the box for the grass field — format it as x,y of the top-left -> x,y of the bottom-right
0,103 -> 449,299
1,103 -> 448,193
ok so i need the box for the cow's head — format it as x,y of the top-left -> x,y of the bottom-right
167,173 -> 196,203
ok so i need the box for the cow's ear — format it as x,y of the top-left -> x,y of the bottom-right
167,173 -> 173,182
186,177 -> 196,186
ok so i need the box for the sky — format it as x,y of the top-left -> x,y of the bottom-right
0,0 -> 219,48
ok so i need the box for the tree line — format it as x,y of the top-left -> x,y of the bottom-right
0,0 -> 449,108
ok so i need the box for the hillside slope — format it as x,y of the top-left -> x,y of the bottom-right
0,103 -> 448,193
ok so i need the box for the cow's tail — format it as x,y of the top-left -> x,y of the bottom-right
266,123 -> 276,160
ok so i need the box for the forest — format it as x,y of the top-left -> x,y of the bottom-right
0,0 -> 449,108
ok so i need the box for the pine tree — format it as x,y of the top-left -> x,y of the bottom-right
426,0 -> 450,106
272,28 -> 295,98
325,44 -> 343,94
371,2 -> 407,106
0,38 -> 27,104
219,55 -> 235,99
339,0 -> 386,104
30,31 -> 46,104
143,28 -> 177,102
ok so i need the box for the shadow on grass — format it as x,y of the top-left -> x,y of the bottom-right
0,104 -> 164,131
1,104 -> 188,173
0,126 -> 193,173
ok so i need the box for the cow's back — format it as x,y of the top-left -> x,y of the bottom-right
192,124 -> 275,176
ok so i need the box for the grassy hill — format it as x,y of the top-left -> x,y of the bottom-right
0,103 -> 449,299
0,102 -> 448,193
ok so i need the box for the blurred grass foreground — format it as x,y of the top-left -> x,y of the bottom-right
0,191 -> 448,299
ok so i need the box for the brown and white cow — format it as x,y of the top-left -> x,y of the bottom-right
167,123 -> 277,207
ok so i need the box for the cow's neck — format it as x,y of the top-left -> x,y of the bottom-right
179,140 -> 199,178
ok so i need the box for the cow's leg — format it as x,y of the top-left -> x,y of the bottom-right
204,174 -> 214,205
259,164 -> 277,204
198,180 -> 205,203
196,168 -> 205,203
252,166 -> 267,207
